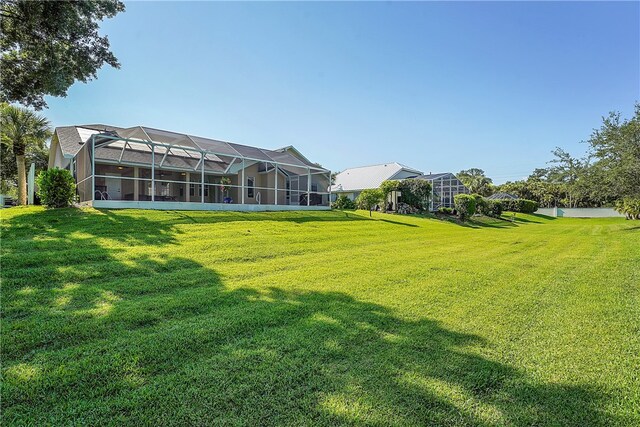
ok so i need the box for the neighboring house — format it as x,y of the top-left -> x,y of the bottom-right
48,124 -> 331,211
487,192 -> 517,200
416,173 -> 469,209
330,162 -> 423,201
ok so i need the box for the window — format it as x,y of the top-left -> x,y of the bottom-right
311,183 -> 318,192
247,177 -> 255,198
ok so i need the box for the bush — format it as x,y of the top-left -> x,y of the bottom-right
454,194 -> 476,220
397,179 -> 431,211
332,195 -> 356,210
438,206 -> 454,215
356,189 -> 383,213
615,197 -> 640,220
472,194 -> 487,215
36,168 -> 76,208
497,198 -> 538,213
487,200 -> 503,217
472,194 -> 503,218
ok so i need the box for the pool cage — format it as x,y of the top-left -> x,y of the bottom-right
417,173 -> 469,210
74,126 -> 331,210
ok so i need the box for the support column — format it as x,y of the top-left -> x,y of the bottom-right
151,144 -> 155,202
328,171 -> 332,207
241,158 -> 245,204
134,167 -> 139,201
185,172 -> 190,202
307,167 -> 311,206
91,135 -> 95,202
274,162 -> 278,205
201,152 -> 205,203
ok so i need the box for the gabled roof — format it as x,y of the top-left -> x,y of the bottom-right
331,162 -> 423,192
487,192 -> 518,200
416,172 -> 456,181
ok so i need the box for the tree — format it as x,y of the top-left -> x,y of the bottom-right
356,189 -> 383,216
546,148 -> 590,208
397,179 -> 431,210
0,103 -> 52,205
1,137 -> 48,196
457,168 -> 493,196
586,104 -> 640,201
1,0 -> 125,109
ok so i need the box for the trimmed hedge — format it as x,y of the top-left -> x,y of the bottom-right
438,206 -> 454,215
36,168 -> 76,208
495,198 -> 538,214
473,194 -> 503,217
487,200 -> 503,217
454,194 -> 476,220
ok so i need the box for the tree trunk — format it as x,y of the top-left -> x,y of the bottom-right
16,155 -> 27,205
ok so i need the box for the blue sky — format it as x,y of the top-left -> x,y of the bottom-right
45,1 -> 639,183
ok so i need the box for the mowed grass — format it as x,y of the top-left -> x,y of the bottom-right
1,207 -> 639,426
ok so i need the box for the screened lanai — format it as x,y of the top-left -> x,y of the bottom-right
415,173 -> 469,210
70,126 -> 331,210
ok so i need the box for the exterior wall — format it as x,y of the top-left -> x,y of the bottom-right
536,207 -> 624,218
259,169 -> 286,205
333,191 -> 359,201
242,162 -> 261,204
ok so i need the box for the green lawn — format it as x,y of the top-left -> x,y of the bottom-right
1,207 -> 638,426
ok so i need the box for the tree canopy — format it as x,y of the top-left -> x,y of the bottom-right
457,168 -> 494,196
497,103 -> 640,208
0,0 -> 125,109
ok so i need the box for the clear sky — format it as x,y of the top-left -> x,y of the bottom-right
44,1 -> 639,183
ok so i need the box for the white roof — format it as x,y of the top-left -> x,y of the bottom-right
331,162 -> 423,192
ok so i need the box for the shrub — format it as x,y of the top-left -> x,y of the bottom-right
487,200 -> 503,217
356,189 -> 383,214
454,194 -> 476,220
438,206 -> 453,215
332,195 -> 356,210
397,179 -> 431,211
36,168 -> 76,208
472,194 -> 487,215
615,197 -> 640,220
497,198 -> 538,213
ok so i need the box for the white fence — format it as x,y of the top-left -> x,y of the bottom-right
536,207 -> 623,218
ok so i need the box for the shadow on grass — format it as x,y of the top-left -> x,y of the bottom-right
1,208 -> 622,426
425,213 -> 518,229
531,213 -> 558,221
377,218 -> 419,227
98,208 -> 372,226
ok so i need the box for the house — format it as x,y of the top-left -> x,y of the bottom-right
415,173 -> 469,209
330,162 -> 423,201
48,124 -> 331,211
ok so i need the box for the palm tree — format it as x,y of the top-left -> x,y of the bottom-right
1,103 -> 52,205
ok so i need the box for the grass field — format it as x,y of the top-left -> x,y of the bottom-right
1,207 -> 639,426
